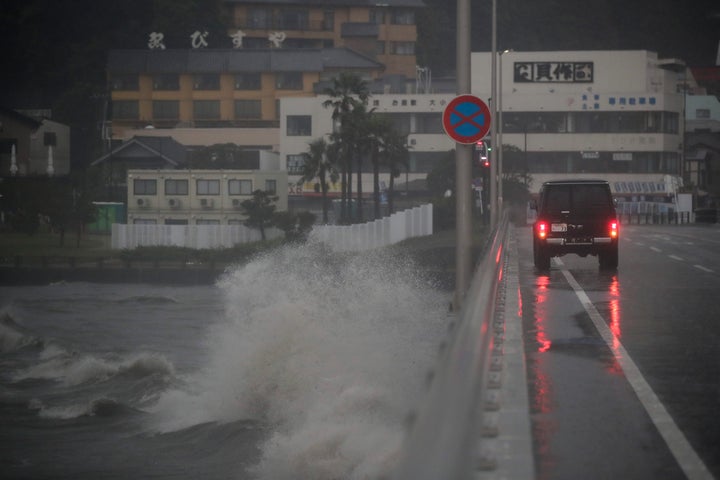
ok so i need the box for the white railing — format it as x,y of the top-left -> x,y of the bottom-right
111,204 -> 433,251
308,204 -> 433,252
111,224 -> 282,249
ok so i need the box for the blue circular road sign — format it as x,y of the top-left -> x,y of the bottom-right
442,94 -> 492,144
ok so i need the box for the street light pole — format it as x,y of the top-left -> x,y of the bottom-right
498,49 -> 511,215
489,0 -> 498,229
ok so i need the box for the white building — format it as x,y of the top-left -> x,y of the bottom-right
126,168 -> 288,225
471,50 -> 686,198
279,50 -> 689,207
280,92 -> 456,197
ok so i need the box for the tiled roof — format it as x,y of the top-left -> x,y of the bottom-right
108,48 -> 383,74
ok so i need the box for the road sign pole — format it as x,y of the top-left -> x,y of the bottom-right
454,0 -> 472,310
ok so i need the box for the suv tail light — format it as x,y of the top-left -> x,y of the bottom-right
609,220 -> 618,239
536,221 -> 548,239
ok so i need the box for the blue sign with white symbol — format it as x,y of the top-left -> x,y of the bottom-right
442,95 -> 492,144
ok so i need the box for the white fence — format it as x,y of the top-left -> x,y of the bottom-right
111,204 -> 433,251
308,204 -> 433,252
111,224 -> 282,249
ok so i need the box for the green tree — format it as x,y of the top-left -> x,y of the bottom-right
382,128 -> 411,216
241,189 -> 278,241
299,137 -> 339,224
274,211 -> 316,243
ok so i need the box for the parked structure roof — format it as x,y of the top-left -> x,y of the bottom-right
91,136 -> 187,167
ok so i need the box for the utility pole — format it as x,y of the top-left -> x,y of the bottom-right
454,0 -> 472,310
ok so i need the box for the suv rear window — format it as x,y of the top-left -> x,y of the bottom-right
543,184 -> 612,213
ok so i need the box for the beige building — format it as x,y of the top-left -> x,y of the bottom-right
224,0 -> 423,79
127,168 -> 288,225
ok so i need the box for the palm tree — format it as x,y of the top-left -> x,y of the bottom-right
382,130 -> 410,215
365,114 -> 395,219
323,72 -> 370,223
299,137 -> 339,224
345,103 -> 375,222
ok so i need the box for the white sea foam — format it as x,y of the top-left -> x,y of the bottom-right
151,243 -> 449,479
13,352 -> 175,386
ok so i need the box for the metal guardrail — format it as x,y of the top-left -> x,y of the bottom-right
393,213 -> 511,480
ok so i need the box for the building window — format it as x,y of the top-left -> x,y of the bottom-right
234,100 -> 262,119
276,72 -> 303,90
110,74 -> 139,91
248,8 -> 271,28
196,219 -> 221,225
391,42 -> 415,55
376,41 -> 386,55
165,179 -> 188,195
278,8 -> 309,30
153,74 -> 179,90
133,219 -> 157,224
287,154 -> 308,174
197,179 -> 220,195
287,115 -> 311,136
323,10 -> 335,30
265,179 -> 277,195
113,100 -> 139,120
234,73 -> 262,90
228,179 -> 253,195
392,10 -> 415,25
193,73 -> 220,90
153,100 -> 179,120
133,179 -> 157,195
193,100 -> 220,120
370,9 -> 386,24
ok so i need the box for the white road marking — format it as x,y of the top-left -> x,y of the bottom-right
694,265 -> 714,273
669,255 -> 684,261
650,246 -> 662,253
555,258 -> 714,480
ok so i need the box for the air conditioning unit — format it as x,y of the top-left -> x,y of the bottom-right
200,198 -> 214,209
168,198 -> 181,208
137,198 -> 151,208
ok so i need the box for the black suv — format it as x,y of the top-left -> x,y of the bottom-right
531,179 -> 619,270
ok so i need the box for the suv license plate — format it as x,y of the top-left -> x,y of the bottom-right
551,223 -> 567,232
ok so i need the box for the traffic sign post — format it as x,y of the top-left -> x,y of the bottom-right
442,94 -> 492,144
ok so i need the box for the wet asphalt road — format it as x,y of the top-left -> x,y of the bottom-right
514,223 -> 720,480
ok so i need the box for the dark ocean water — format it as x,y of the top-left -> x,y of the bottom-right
0,244 -> 449,479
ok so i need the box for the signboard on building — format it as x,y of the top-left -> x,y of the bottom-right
514,61 -> 594,83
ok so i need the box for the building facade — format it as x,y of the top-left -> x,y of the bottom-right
223,0 -> 423,79
473,50 -> 686,198
279,50 -> 690,208
279,93 -> 455,197
126,168 -> 288,225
